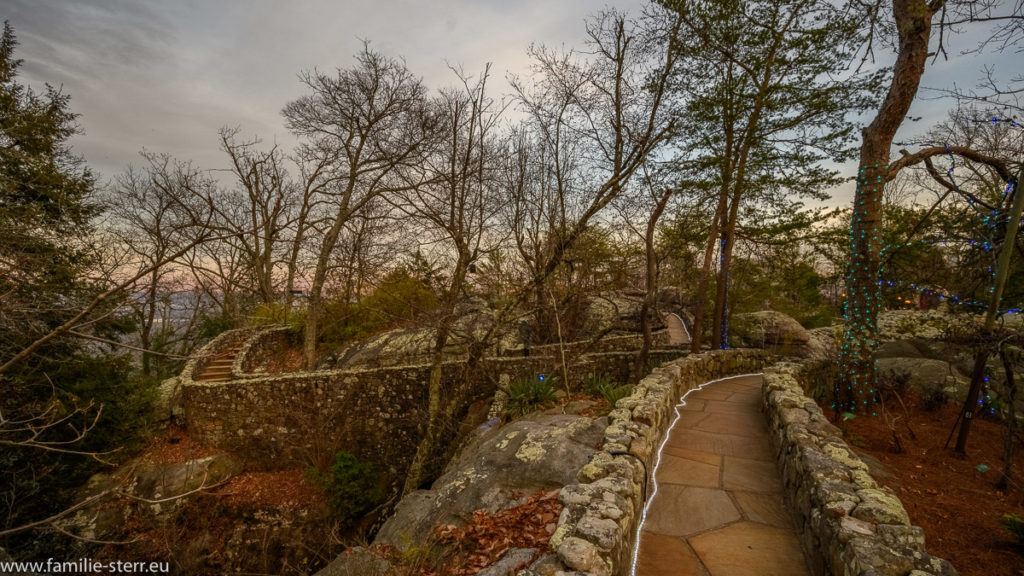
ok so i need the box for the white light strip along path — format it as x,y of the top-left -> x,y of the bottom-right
628,372 -> 766,576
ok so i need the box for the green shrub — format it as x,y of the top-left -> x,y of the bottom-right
250,302 -> 306,343
310,451 -> 384,528
250,301 -> 292,326
320,266 -> 439,348
583,374 -> 614,395
504,375 -> 557,417
584,374 -> 632,410
1001,513 -> 1024,547
599,384 -> 632,409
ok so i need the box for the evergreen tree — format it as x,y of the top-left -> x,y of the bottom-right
0,22 -> 138,550
662,0 -> 884,350
0,20 -> 99,367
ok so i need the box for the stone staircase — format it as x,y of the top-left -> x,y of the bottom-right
194,342 -> 243,382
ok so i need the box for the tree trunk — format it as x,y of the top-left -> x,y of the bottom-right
302,281 -> 324,370
635,188 -> 674,379
402,254 -> 470,496
711,204 -> 732,349
691,195 -> 727,353
998,345 -> 1018,489
140,269 -> 159,378
303,228 -> 339,369
838,0 -> 938,412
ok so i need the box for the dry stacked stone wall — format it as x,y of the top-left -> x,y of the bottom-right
762,362 -> 957,576
548,349 -> 769,576
178,327 -> 682,496
181,356 -> 552,491
237,325 -> 293,375
508,331 -> 673,357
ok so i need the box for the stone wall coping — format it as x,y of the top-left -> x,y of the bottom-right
181,327 -> 254,384
183,354 -> 561,389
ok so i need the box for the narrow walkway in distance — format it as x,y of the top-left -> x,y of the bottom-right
634,375 -> 811,576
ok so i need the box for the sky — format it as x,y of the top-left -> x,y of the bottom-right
4,0 -> 1021,207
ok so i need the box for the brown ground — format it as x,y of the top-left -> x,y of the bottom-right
826,392 -> 1024,576
262,347 -> 305,374
98,427 -> 330,574
138,424 -> 218,463
214,469 -> 324,510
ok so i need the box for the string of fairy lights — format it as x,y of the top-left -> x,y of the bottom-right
837,115 -> 1022,414
720,237 -> 730,349
839,161 -> 885,413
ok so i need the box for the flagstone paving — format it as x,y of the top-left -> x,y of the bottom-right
634,375 -> 812,576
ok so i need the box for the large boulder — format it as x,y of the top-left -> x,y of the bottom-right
579,292 -> 653,335
332,298 -> 518,369
59,453 -> 244,543
374,413 -> 606,554
875,357 -> 970,401
805,326 -> 839,361
730,311 -> 810,355
333,327 -> 438,368
875,340 -> 924,359
130,454 -> 244,503
877,309 -> 982,340
317,547 -> 391,576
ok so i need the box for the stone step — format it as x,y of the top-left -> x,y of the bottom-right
197,367 -> 231,375
194,341 -> 246,382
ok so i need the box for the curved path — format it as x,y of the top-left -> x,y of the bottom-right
633,375 -> 811,576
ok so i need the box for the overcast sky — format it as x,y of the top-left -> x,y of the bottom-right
5,0 -> 1020,206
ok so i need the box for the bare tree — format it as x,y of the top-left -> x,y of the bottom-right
399,66 -> 506,494
498,5 -> 684,331
217,126 -> 293,306
282,43 -> 435,369
105,160 -> 205,378
0,163 -> 216,377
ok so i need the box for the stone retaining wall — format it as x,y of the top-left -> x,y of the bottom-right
545,354 -> 958,576
762,362 -> 957,576
547,348 -> 769,576
503,330 -> 674,358
180,340 -> 680,496
183,356 -> 550,489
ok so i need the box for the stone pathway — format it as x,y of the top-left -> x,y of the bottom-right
633,375 -> 811,576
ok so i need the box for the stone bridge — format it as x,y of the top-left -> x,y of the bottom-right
549,352 -> 958,576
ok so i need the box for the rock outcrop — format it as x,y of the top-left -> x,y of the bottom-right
318,413 -> 607,575
730,310 -> 811,355
378,413 -> 606,551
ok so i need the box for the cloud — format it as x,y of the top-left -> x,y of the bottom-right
14,0 -> 1009,195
